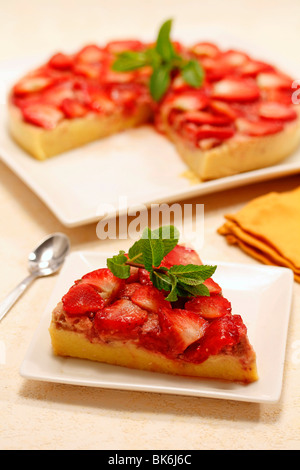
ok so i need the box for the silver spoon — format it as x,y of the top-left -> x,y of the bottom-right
0,233 -> 70,322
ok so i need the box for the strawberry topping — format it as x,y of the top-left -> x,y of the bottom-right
236,117 -> 284,136
22,103 -> 64,129
212,78 -> 260,102
131,285 -> 171,312
80,268 -> 125,304
258,102 -> 297,122
185,295 -> 232,319
62,283 -> 104,315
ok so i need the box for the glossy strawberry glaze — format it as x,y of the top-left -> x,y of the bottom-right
56,245 -> 252,365
11,41 -> 299,147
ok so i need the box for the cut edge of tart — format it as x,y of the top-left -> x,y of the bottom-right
49,243 -> 258,384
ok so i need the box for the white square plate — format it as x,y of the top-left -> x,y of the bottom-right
20,251 -> 294,403
1,29 -> 300,227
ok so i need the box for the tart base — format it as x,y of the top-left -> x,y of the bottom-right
49,320 -> 258,384
7,102 -> 153,161
166,116 -> 300,181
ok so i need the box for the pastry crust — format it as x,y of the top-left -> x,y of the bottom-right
7,101 -> 153,161
166,114 -> 300,180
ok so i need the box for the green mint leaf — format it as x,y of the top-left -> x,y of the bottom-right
141,227 -> 165,270
128,239 -> 144,265
181,60 -> 205,88
168,264 -> 217,281
151,225 -> 179,256
164,273 -> 179,301
112,51 -> 149,71
178,282 -> 210,297
151,270 -> 172,291
150,65 -> 171,101
155,19 -> 175,61
107,251 -> 131,279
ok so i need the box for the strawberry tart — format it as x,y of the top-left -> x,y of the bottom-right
8,35 -> 300,180
49,244 -> 258,383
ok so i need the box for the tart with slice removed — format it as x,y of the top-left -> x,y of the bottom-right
49,232 -> 258,384
8,21 -> 300,180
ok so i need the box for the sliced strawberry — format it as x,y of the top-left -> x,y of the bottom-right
42,81 -> 75,106
221,50 -> 249,67
118,282 -> 142,299
203,278 -> 222,295
200,57 -> 231,81
138,269 -> 152,286
258,101 -> 297,121
257,72 -> 293,90
125,266 -> 139,283
174,110 -> 232,128
212,77 -> 260,102
198,138 -> 222,150
237,60 -> 273,78
105,40 -> 144,54
87,88 -> 115,113
265,88 -> 294,106
80,268 -> 125,304
185,295 -> 231,319
167,91 -> 209,111
94,299 -> 147,339
48,52 -> 73,70
160,245 -> 202,268
62,283 -> 104,315
76,45 -> 105,63
61,98 -> 88,118
72,62 -> 103,79
236,117 -> 284,136
131,285 -> 171,312
183,314 -> 243,363
13,76 -> 53,96
190,42 -> 220,58
22,103 -> 64,129
195,124 -> 235,141
209,100 -> 238,120
158,308 -> 208,355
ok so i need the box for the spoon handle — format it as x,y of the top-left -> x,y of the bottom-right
0,273 -> 37,322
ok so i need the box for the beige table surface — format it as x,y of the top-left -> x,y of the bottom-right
1,0 -> 300,450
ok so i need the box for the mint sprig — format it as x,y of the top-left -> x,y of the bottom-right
107,226 -> 216,302
112,19 -> 205,101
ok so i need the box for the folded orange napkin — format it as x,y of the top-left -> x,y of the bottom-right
218,186 -> 300,282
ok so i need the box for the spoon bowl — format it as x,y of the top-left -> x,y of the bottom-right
0,233 -> 70,322
28,233 -> 70,276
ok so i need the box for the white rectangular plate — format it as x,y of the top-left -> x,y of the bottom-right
1,30 -> 300,227
20,251 -> 294,403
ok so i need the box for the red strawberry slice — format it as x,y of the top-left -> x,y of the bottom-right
203,278 -> 222,295
49,52 -> 73,70
168,91 -> 209,111
138,268 -> 152,286
221,50 -> 249,67
80,268 -> 125,304
257,72 -> 293,90
184,314 -> 243,363
258,102 -> 297,121
13,76 -> 53,96
42,81 -> 75,106
265,88 -> 294,106
73,62 -> 103,79
119,282 -> 142,299
174,110 -> 232,128
61,98 -> 88,118
190,42 -> 220,58
22,103 -> 64,129
62,283 -> 104,315
212,77 -> 260,102
105,40 -> 144,54
237,60 -> 273,78
158,308 -> 208,355
161,245 -> 202,268
76,45 -> 105,63
185,295 -> 231,319
131,285 -> 171,312
94,299 -> 147,339
195,124 -> 235,141
236,117 -> 284,136
209,100 -> 238,120
200,57 -> 231,81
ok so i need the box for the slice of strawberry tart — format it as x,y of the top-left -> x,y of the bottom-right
49,244 -> 258,384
